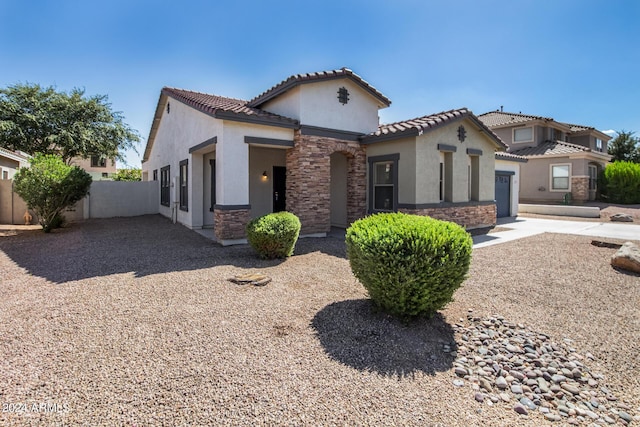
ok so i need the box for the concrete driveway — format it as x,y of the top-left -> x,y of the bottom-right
473,217 -> 640,248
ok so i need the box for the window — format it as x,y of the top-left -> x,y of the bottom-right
550,164 -> 571,191
101,172 -> 109,178
589,165 -> 598,191
160,165 -> 170,206
91,155 -> 107,168
513,127 -> 533,143
595,138 -> 603,152
439,160 -> 445,202
368,154 -> 398,213
179,159 -> 188,211
2,170 -> 7,180
439,151 -> 453,202
153,169 -> 158,181
468,155 -> 480,201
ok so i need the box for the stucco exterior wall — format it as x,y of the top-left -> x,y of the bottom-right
365,136 -> 417,205
142,97 -> 223,228
261,79 -> 382,134
519,156 -> 577,202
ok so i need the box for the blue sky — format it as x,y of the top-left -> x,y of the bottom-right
1,0 -> 638,167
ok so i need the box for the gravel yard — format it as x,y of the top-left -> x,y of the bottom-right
1,215 -> 638,426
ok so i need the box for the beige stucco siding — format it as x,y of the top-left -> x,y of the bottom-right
416,119 -> 497,203
261,79 -> 382,134
142,97 -> 223,227
365,136 -> 417,205
519,156 -> 578,202
72,157 -> 117,180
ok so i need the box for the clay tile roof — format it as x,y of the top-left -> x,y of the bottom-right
161,87 -> 299,127
561,122 -> 594,132
509,140 -> 592,157
363,108 -> 507,150
495,151 -> 528,162
247,67 -> 391,108
478,111 -> 554,127
0,146 -> 31,161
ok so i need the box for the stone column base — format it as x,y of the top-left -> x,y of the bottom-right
399,202 -> 496,229
214,206 -> 250,245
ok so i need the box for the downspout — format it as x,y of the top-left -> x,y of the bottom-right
11,179 -> 14,225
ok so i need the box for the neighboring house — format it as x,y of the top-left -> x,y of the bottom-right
142,68 -> 508,245
0,147 -> 30,180
72,155 -> 117,180
478,111 -> 612,204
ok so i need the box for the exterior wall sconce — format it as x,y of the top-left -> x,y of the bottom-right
262,171 -> 268,181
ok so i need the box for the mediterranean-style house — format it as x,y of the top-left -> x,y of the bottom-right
478,110 -> 612,204
142,68 -> 512,245
71,156 -> 117,180
0,147 -> 30,180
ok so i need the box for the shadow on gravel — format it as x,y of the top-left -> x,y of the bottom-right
311,299 -> 456,378
0,215 -> 302,284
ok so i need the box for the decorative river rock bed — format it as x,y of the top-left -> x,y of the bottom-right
448,312 -> 636,425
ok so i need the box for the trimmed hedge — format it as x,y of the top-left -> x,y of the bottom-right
346,212 -> 472,319
600,161 -> 640,204
246,212 -> 301,259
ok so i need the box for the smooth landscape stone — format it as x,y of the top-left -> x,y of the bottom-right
453,379 -> 465,387
513,403 -> 528,415
511,384 -> 523,395
475,392 -> 484,402
618,411 -> 632,422
455,367 -> 468,377
561,383 -> 581,395
545,413 -> 562,422
495,376 -> 508,389
519,397 -> 537,410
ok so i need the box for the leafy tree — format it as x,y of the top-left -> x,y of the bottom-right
0,83 -> 140,164
608,130 -> 640,163
112,168 -> 142,181
13,154 -> 92,232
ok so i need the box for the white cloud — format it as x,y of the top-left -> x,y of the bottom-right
601,129 -> 617,137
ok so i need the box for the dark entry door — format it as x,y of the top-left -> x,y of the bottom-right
273,166 -> 286,212
495,172 -> 512,218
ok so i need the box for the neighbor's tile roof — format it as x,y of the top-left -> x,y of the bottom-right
495,151 -> 528,162
478,111 -> 554,127
562,122 -> 594,132
363,108 -> 507,149
161,87 -> 299,127
248,68 -> 391,108
510,140 -> 592,156
0,146 -> 31,161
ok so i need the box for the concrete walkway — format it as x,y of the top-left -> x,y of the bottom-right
473,217 -> 640,248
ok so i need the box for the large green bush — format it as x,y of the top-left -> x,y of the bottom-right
246,212 -> 301,259
599,161 -> 640,204
13,153 -> 92,232
346,213 -> 473,319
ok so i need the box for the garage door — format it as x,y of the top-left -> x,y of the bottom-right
495,172 -> 513,218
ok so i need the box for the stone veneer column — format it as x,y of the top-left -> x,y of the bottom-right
214,207 -> 250,243
571,176 -> 589,203
286,130 -> 366,235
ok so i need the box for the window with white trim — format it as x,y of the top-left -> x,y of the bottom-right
595,138 -> 603,152
368,154 -> 398,213
550,164 -> 571,191
373,161 -> 394,211
513,127 -> 533,143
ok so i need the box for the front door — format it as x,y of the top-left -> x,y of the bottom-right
273,166 -> 286,212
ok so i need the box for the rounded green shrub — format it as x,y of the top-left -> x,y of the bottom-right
600,161 -> 640,204
346,212 -> 473,319
246,212 -> 301,259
